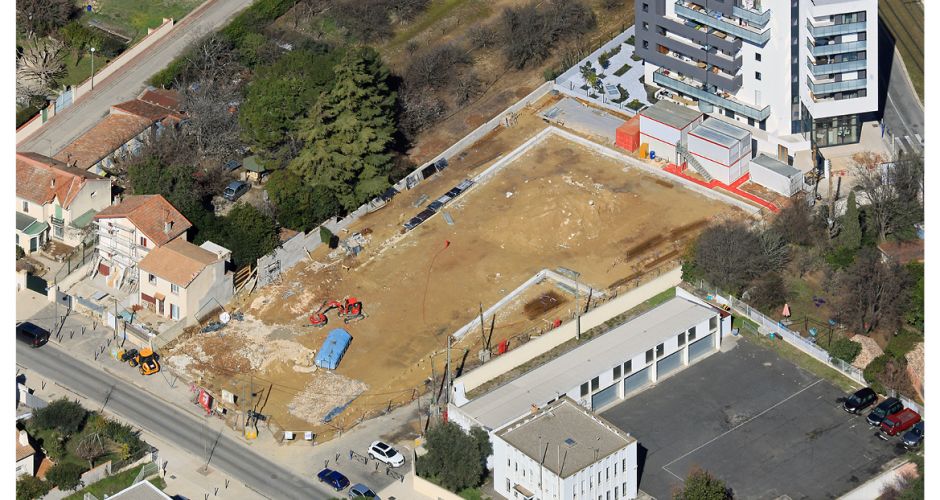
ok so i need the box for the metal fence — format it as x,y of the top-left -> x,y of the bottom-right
691,280 -> 866,385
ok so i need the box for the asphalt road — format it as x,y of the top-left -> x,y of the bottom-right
16,341 -> 337,500
17,0 -> 254,155
881,49 -> 925,156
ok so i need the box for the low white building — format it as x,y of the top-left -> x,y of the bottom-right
687,118 -> 752,185
749,154 -> 804,196
137,239 -> 233,322
493,397 -> 638,500
638,100 -> 703,164
451,295 -> 728,433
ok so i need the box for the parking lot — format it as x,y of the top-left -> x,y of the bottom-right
600,338 -> 907,499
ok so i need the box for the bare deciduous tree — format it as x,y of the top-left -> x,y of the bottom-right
877,357 -> 910,395
467,23 -> 498,50
694,220 -> 769,294
16,0 -> 73,38
181,77 -> 244,162
835,248 -> 908,333
399,89 -> 447,138
455,70 -> 483,106
75,433 -> 106,468
178,32 -> 242,88
404,43 -> 472,91
17,37 -> 66,106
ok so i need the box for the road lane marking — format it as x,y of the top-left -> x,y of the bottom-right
662,379 -> 824,470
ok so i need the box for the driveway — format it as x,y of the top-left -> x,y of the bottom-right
600,339 -> 906,499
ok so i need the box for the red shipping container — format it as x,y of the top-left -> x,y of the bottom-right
615,116 -> 641,152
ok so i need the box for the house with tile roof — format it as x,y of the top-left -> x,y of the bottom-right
54,89 -> 183,175
93,195 -> 192,290
16,153 -> 112,255
138,239 -> 233,322
16,428 -> 37,477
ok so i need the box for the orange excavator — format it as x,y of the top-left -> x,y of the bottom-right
309,297 -> 366,327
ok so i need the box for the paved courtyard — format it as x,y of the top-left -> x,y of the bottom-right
600,338 -> 906,499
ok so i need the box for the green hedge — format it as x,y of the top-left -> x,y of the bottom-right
613,63 -> 631,77
829,337 -> 861,363
863,354 -> 890,394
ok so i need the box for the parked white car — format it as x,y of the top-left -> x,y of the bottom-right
368,441 -> 405,468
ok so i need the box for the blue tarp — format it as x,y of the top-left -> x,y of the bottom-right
315,328 -> 352,370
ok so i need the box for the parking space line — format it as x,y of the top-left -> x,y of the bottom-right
662,465 -> 685,483
661,379 -> 824,471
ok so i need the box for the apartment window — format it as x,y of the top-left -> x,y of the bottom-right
606,467 -> 609,480
755,72 -> 762,80
688,326 -> 697,341
615,487 -> 619,498
171,283 -> 179,295
642,40 -> 649,49
515,462 -> 518,472
507,480 -> 511,492
613,365 -> 621,379
508,459 -> 511,466
623,482 -> 627,495
140,236 -> 148,247
598,471 -> 601,483
642,2 -> 648,12
615,462 -> 618,475
642,22 -> 649,31
170,303 -> 180,320
755,53 -> 761,61
656,343 -> 664,358
22,201 -> 28,212
591,377 -> 599,391
678,332 -> 686,346
645,349 -> 653,363
622,459 -> 626,471
148,273 -> 156,285
581,382 -> 589,397
710,316 -> 718,330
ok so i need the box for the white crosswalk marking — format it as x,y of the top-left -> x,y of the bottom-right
915,133 -> 923,145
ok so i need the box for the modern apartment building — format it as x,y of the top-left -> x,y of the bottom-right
635,0 -> 878,157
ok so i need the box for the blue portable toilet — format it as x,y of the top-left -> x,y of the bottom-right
315,328 -> 353,370
650,150 -> 656,160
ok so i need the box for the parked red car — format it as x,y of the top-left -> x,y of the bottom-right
879,408 -> 921,440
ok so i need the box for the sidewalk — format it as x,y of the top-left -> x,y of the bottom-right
838,461 -> 917,499
20,368 -> 261,500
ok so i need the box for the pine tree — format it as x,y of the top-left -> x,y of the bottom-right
840,191 -> 862,250
290,48 -> 397,211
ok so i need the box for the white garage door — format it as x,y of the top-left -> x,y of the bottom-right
622,366 -> 651,396
689,334 -> 715,363
657,350 -> 683,379
592,383 -> 619,410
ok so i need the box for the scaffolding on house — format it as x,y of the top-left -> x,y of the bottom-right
93,219 -> 144,291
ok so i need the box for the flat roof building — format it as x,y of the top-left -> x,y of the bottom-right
451,295 -> 726,432
493,397 -> 639,500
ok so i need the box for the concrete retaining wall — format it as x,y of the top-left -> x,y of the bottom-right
453,267 -> 682,395
413,474 -> 463,500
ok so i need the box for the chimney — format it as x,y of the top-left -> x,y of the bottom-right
50,177 -> 55,188
164,220 -> 173,234
18,430 -> 28,446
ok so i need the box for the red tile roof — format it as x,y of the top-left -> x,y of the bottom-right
94,195 -> 192,246
138,238 -> 219,287
16,152 -> 104,208
54,114 -> 152,170
16,429 -> 35,462
111,99 -> 183,123
139,88 -> 183,113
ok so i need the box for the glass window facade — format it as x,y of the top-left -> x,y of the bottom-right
813,114 -> 860,147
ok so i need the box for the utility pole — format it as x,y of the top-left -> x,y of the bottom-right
445,335 -> 452,407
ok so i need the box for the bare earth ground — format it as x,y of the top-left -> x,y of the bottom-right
166,102 -> 744,436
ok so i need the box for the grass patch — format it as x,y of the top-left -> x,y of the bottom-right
626,34 -> 635,45
879,0 -> 924,101
85,0 -> 202,42
466,287 -> 677,400
613,63 -> 632,77
458,487 -> 483,500
734,317 -> 859,393
61,53 -> 114,88
626,99 -> 644,111
16,104 -> 40,128
631,53 -> 642,62
884,329 -> 922,359
388,0 -> 476,48
63,464 -> 165,500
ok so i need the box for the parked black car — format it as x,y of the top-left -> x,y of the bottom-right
902,421 -> 924,448
16,322 -> 50,347
867,397 -> 904,427
843,387 -> 877,414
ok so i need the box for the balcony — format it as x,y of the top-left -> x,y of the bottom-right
675,1 -> 770,45
653,68 -> 770,121
807,77 -> 867,94
807,39 -> 866,57
732,5 -> 771,28
807,20 -> 866,38
659,17 -> 742,54
805,57 -> 867,76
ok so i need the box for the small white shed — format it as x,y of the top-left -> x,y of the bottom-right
687,118 -> 752,185
639,100 -> 703,164
749,154 -> 803,196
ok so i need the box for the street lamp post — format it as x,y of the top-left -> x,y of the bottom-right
90,47 -> 96,90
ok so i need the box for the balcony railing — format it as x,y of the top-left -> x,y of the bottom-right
675,1 -> 770,45
807,78 -> 867,94
653,69 -> 770,121
807,21 -> 866,38
807,39 -> 866,56
50,216 -> 64,226
732,5 -> 771,28
805,57 -> 867,76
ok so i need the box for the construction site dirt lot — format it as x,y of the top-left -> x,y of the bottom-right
166,107 -> 746,437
